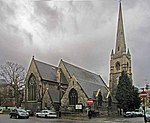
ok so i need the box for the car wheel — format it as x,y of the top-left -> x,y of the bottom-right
45,115 -> 47,118
10,115 -> 12,118
16,115 -> 19,119
26,116 -> 29,119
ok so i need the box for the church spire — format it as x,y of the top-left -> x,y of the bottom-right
115,1 -> 126,54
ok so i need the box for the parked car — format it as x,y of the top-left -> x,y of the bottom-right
124,111 -> 133,117
35,110 -> 57,118
146,109 -> 150,122
134,109 -> 144,117
9,109 -> 29,119
0,109 -> 3,114
26,110 -> 34,116
124,111 -> 137,118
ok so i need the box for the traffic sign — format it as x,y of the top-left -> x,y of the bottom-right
87,98 -> 93,105
139,91 -> 147,98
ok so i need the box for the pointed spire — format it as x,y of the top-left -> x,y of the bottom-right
115,1 -> 126,54
127,48 -> 131,56
111,49 -> 114,56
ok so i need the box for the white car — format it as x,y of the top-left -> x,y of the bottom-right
146,109 -> 150,122
134,109 -> 144,117
36,110 -> 57,118
0,109 -> 3,114
146,111 -> 150,122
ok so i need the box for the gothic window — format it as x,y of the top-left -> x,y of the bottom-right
115,62 -> 120,71
28,74 -> 36,101
98,92 -> 102,106
69,88 -> 78,105
108,96 -> 112,107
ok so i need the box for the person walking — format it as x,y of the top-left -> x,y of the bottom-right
88,108 -> 92,119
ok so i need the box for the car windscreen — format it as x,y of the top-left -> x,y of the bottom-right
17,109 -> 27,113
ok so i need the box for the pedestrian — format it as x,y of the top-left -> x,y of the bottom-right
88,109 -> 92,119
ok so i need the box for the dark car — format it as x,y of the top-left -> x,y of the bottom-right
26,110 -> 34,116
9,109 -> 29,119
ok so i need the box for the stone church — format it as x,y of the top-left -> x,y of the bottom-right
23,57 -> 115,114
23,1 -> 132,115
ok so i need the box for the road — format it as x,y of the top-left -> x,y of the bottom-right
0,114 -> 146,123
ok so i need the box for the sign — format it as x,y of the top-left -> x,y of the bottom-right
75,104 -> 82,110
139,91 -> 147,98
87,98 -> 93,105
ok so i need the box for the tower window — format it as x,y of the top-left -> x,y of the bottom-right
118,47 -> 120,51
115,62 -> 120,71
127,62 -> 129,70
69,88 -> 78,105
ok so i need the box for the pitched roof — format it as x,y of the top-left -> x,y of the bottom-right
34,59 -> 68,85
34,60 -> 58,82
62,60 -> 109,100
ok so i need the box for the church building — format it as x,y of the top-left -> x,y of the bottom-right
23,57 -> 116,114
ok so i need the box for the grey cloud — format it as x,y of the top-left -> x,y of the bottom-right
0,0 -> 150,88
33,2 -> 63,31
22,30 -> 33,44
0,1 -> 16,23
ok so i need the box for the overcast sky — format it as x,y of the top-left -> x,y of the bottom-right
0,0 -> 150,88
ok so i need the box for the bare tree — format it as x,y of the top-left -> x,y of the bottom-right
0,61 -> 26,107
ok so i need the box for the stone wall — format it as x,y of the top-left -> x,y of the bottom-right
42,89 -> 55,110
61,76 -> 88,111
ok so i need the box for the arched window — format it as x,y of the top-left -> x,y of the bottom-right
127,62 -> 129,70
108,96 -> 112,107
98,92 -> 102,106
115,61 -> 120,71
118,46 -> 120,51
28,74 -> 36,101
69,88 -> 78,105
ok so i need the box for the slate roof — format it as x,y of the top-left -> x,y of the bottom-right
34,60 -> 58,82
34,59 -> 68,85
62,60 -> 109,100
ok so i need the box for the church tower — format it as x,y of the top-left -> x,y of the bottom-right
109,2 -> 132,96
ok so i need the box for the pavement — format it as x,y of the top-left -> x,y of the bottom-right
61,114 -> 122,121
